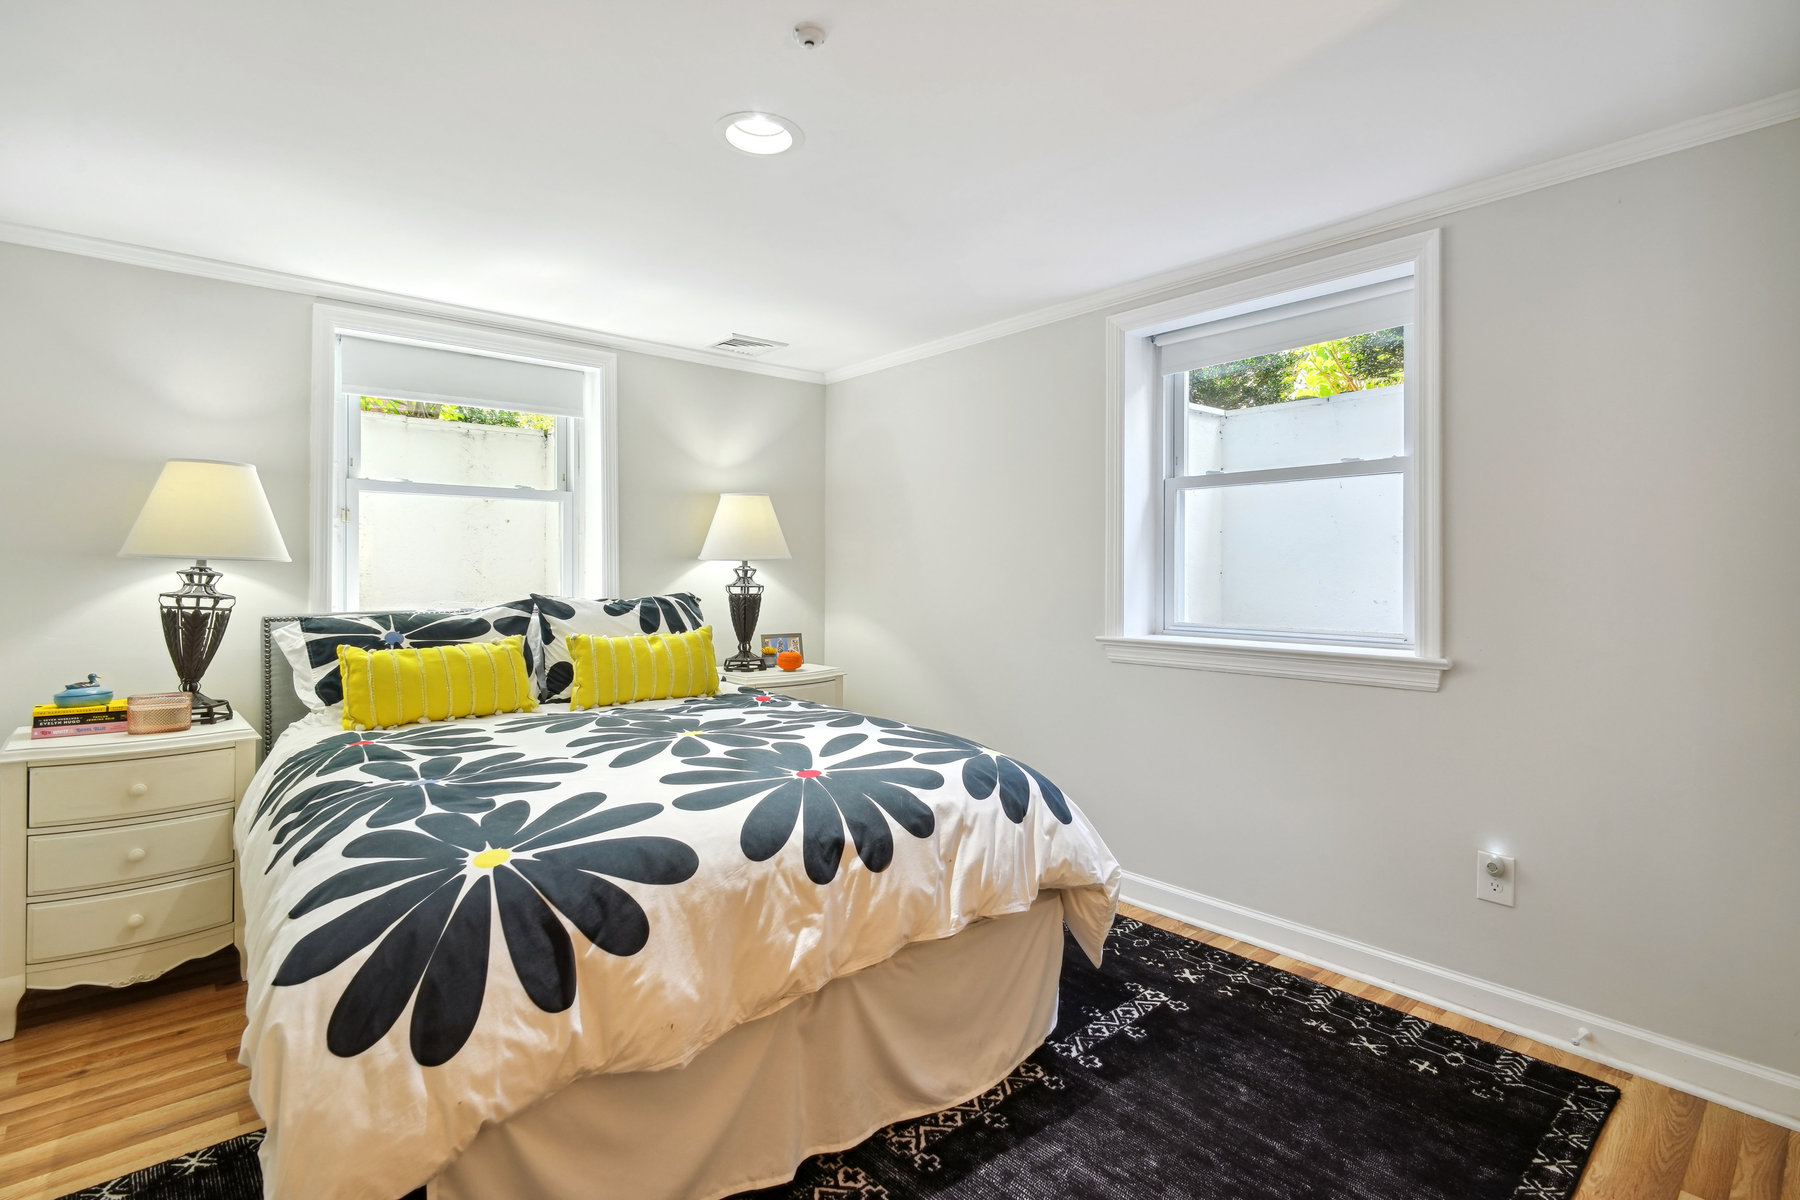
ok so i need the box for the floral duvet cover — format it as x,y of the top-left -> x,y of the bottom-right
235,689 -> 1120,1200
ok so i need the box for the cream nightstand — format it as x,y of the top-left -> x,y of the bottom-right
0,715 -> 258,1040
722,662 -> 846,706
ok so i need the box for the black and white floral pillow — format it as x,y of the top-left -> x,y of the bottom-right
273,601 -> 538,711
531,592 -> 705,702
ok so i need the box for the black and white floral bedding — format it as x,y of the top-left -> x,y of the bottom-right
235,690 -> 1119,1200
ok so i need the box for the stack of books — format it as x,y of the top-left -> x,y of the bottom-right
31,700 -> 129,739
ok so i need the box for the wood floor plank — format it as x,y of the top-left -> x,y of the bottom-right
2,1052 -> 248,1142
1261,951 -> 1318,979
1564,1078 -> 1706,1200
0,1032 -> 243,1121
0,1085 -> 255,1192
1781,1131 -> 1800,1200
0,1108 -> 261,1200
1730,1117 -> 1791,1200
1684,1103 -> 1752,1199
8,1009 -> 245,1087
1360,984 -> 1416,1012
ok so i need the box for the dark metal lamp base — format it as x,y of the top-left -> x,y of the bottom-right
160,560 -> 236,726
188,690 -> 233,725
724,560 -> 767,673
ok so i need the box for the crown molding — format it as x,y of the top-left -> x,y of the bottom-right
823,89 -> 1800,385
5,88 -> 1793,390
0,221 -> 828,386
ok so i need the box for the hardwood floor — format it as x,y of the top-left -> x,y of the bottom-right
0,950 -> 256,1200
1,910 -> 1795,1199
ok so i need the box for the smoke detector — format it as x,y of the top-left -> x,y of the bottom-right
712,333 -> 789,358
793,23 -> 826,48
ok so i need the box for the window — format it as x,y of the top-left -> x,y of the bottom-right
1102,232 -> 1447,689
311,307 -> 617,611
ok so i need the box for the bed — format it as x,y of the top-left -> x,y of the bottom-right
243,613 -> 1120,1200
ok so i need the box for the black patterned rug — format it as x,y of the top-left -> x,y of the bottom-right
61,915 -> 1617,1200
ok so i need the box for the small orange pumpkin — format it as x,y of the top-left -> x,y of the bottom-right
777,649 -> 803,671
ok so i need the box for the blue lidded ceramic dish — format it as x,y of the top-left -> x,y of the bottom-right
55,673 -> 114,707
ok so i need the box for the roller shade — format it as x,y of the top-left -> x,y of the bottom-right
339,335 -> 587,418
1156,276 -> 1413,377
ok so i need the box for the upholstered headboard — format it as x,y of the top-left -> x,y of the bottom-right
260,614 -> 312,754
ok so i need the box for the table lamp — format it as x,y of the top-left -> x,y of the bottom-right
119,459 -> 290,723
699,492 -> 790,671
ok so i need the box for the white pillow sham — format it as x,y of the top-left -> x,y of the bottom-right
531,592 -> 705,702
273,602 -> 538,711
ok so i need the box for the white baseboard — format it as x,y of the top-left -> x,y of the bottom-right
1119,870 -> 1800,1131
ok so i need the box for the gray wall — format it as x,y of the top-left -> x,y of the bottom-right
0,242 -> 826,735
823,121 -> 1800,1075
614,350 -> 824,649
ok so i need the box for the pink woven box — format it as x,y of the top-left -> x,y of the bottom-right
127,692 -> 192,734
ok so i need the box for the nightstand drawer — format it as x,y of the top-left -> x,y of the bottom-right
26,868 -> 234,963
774,678 -> 843,705
28,748 -> 236,827
27,808 -> 235,896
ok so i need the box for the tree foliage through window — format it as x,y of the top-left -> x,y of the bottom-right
360,396 -> 554,432
1189,327 -> 1404,410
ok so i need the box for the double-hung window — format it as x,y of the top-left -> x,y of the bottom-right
1103,232 -> 1447,689
312,307 -> 618,611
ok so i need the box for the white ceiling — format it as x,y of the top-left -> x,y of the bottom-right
1,1 -> 1795,374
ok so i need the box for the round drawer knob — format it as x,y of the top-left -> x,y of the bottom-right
127,782 -> 149,798
125,913 -> 146,929
126,847 -> 148,863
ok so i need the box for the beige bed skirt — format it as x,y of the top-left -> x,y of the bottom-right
431,892 -> 1069,1200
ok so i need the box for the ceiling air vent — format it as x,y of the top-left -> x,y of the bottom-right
711,333 -> 788,357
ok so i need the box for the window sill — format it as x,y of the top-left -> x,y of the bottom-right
1096,634 -> 1449,691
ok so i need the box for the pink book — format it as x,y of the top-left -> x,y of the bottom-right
30,721 -> 129,739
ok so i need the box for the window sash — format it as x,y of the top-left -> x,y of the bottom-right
351,478 -> 574,502
1159,332 -> 1418,647
1165,455 -> 1408,491
1160,461 -> 1414,648
347,396 -> 573,490
338,389 -> 581,609
343,479 -> 575,609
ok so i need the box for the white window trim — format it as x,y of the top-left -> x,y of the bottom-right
309,304 -> 620,611
1099,230 -> 1449,691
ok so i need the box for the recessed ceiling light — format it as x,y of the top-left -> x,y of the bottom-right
718,111 -> 803,156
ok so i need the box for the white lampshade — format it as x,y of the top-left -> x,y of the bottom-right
119,459 -> 291,562
698,492 -> 790,561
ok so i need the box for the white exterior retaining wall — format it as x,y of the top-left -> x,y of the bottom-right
356,411 -> 561,609
1182,385 -> 1403,635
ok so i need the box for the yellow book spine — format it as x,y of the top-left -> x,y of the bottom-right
32,700 -> 128,718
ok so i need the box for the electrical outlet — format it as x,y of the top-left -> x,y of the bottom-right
1476,852 -> 1515,906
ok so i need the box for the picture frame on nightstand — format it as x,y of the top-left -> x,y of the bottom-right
759,633 -> 802,667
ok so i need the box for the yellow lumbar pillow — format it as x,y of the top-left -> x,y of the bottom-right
338,636 -> 537,731
569,626 -> 720,709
